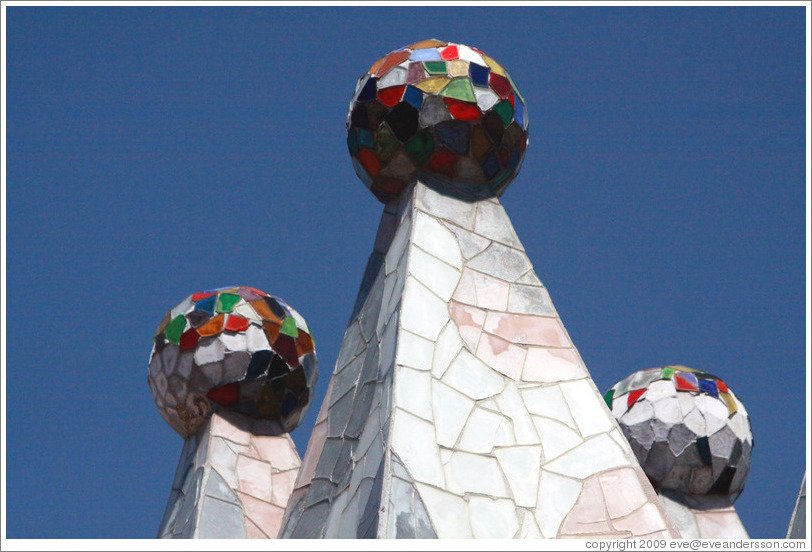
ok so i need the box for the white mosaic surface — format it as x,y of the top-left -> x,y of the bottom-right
158,411 -> 301,539
279,180 -> 679,539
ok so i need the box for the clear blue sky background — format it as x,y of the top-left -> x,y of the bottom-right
4,5 -> 808,540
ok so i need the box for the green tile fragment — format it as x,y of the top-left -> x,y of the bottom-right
423,61 -> 447,75
215,293 -> 240,314
603,389 -> 615,408
493,99 -> 515,126
165,315 -> 187,345
280,317 -> 299,338
662,367 -> 675,379
439,78 -> 476,102
405,130 -> 435,166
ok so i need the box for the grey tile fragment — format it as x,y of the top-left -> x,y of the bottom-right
334,322 -> 366,374
442,222 -> 491,259
328,388 -> 356,437
416,183 -> 477,229
175,466 -> 204,538
508,283 -> 556,316
332,438 -> 356,485
473,201 -> 524,249
314,437 -> 343,480
205,469 -> 240,505
667,423 -> 695,456
292,500 -> 330,538
360,271 -> 386,341
467,242 -> 532,282
357,459 -> 385,538
157,490 -> 181,538
305,477 -> 335,508
360,341 -> 381,384
197,496 -> 246,538
390,477 -> 417,538
346,382 -> 377,438
279,491 -> 307,538
787,473 -> 806,539
351,252 -> 385,321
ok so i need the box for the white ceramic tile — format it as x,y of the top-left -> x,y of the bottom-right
495,445 -> 542,507
559,379 -> 614,437
458,407 -> 512,453
219,331 -> 246,353
416,183 -> 477,230
391,409 -> 445,487
442,348 -> 505,400
644,379 -> 677,402
469,496 -> 520,538
683,408 -> 707,436
431,381 -> 475,448
378,66 -> 407,87
394,366 -> 433,421
471,270 -> 510,310
543,433 -> 629,480
494,382 -> 540,445
397,330 -> 434,371
467,242 -> 532,283
534,470 -> 582,538
400,277 -> 449,341
170,295 -> 194,319
519,510 -> 543,538
431,322 -> 462,379
523,347 -> 587,382
409,246 -> 461,302
445,451 -> 509,497
414,483 -> 473,538
243,324 -> 269,352
621,398 -> 655,426
412,211 -> 462,269
532,416 -> 583,460
456,44 -> 485,66
652,396 -> 683,425
521,385 -> 577,429
474,86 -> 500,111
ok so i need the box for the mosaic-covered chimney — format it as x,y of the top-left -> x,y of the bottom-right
605,365 -> 754,538
148,286 -> 317,538
279,39 -> 680,539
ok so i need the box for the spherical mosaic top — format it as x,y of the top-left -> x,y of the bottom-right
347,39 -> 529,203
604,366 -> 752,500
148,286 -> 317,438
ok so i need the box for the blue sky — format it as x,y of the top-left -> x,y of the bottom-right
3,4 -> 808,540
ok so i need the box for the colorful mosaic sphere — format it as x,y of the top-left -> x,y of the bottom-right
605,366 -> 752,500
148,286 -> 318,438
347,39 -> 529,203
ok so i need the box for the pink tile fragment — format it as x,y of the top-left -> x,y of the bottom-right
475,333 -> 525,380
250,434 -> 301,471
449,301 -> 485,351
238,491 -> 286,538
598,468 -> 648,519
483,312 -> 570,347
271,469 -> 299,507
210,411 -> 251,445
236,454 -> 273,502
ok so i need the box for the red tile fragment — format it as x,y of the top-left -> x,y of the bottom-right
427,148 -> 457,178
627,388 -> 646,408
207,382 -> 239,406
489,73 -> 512,99
440,45 -> 459,60
444,98 -> 482,121
674,373 -> 699,392
179,328 -> 200,350
274,334 -> 300,367
378,85 -> 406,108
716,380 -> 729,393
192,291 -> 217,302
225,315 -> 250,332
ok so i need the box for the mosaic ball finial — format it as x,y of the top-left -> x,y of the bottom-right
148,286 -> 318,438
347,39 -> 529,203
605,366 -> 753,501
